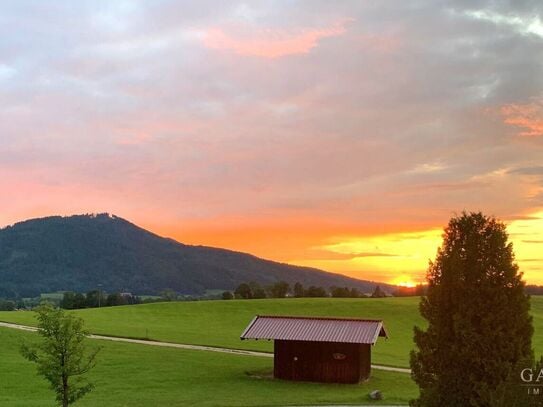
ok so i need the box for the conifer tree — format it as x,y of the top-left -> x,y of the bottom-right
410,212 -> 533,406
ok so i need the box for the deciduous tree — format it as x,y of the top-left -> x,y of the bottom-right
234,283 -> 252,299
21,304 -> 100,407
331,286 -> 351,298
269,281 -> 290,298
304,286 -> 327,297
222,291 -> 234,300
60,292 -> 76,309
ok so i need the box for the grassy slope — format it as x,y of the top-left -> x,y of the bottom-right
1,296 -> 541,368
0,328 -> 417,406
0,297 -> 422,368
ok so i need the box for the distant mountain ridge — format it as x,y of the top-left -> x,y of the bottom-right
0,214 -> 394,297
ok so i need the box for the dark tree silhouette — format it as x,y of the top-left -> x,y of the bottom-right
371,285 -> 386,298
349,287 -> 360,298
293,282 -> 304,297
248,282 -> 267,299
525,285 -> 543,295
0,298 -> 15,310
85,290 -> 106,308
331,286 -> 351,298
268,281 -> 290,298
234,283 -> 252,299
221,291 -> 234,300
60,292 -> 76,310
106,293 -> 128,306
410,212 -> 533,406
304,286 -> 327,297
73,293 -> 86,309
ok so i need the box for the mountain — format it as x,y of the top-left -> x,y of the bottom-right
0,214 -> 393,297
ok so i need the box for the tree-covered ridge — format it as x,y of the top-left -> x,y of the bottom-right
0,214 -> 392,298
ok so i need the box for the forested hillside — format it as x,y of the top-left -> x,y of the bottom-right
0,214 -> 392,297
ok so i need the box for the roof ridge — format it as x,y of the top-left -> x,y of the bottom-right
255,315 -> 383,323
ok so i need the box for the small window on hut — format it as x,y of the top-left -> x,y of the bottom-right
332,353 -> 347,360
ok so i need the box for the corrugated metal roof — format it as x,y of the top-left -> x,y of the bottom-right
240,315 -> 388,344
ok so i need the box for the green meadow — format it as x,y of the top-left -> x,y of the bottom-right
1,296 -> 542,368
0,327 -> 417,406
1,296 -> 541,405
1,297 -> 422,367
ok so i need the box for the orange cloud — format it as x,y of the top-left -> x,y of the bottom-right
203,21 -> 349,58
500,99 -> 543,137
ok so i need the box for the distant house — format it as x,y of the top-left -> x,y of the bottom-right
240,315 -> 388,384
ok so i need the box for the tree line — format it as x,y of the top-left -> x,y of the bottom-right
3,280 -> 539,311
526,284 -> 543,295
223,281 -> 389,300
59,291 -> 140,309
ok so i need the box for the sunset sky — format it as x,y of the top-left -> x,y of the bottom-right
1,1 -> 542,285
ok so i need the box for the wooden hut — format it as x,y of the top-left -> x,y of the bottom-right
240,315 -> 388,384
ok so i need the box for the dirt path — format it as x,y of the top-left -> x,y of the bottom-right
0,321 -> 411,374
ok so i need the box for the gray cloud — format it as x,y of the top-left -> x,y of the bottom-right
509,166 -> 543,175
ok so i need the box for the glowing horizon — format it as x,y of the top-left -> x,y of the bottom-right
161,210 -> 543,286
289,211 -> 543,285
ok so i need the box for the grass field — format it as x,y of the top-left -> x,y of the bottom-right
0,327 -> 417,406
0,297 -> 423,367
1,296 -> 541,406
1,296 -> 542,369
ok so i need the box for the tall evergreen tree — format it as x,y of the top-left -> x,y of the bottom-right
410,212 -> 533,406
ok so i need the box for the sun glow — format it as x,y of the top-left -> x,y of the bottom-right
289,210 -> 543,285
293,229 -> 443,284
392,278 -> 419,288
507,210 -> 543,284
